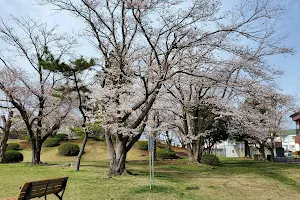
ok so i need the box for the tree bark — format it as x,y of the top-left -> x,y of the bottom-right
258,145 -> 265,160
0,111 -> 13,163
105,125 -> 145,176
0,134 -> 9,163
244,140 -> 251,158
107,138 -> 128,176
187,138 -> 202,163
76,131 -> 88,170
31,139 -> 42,164
165,131 -> 172,152
270,148 -> 275,162
153,137 -> 157,161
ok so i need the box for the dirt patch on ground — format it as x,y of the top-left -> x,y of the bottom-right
19,141 -> 31,150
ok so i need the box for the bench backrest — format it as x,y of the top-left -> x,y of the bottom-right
17,177 -> 68,200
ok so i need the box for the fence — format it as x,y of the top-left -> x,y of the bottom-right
274,157 -> 300,164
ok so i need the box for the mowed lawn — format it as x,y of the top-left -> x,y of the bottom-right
1,141 -> 300,199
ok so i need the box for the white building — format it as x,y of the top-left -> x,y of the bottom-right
212,139 -> 271,157
280,130 -> 299,152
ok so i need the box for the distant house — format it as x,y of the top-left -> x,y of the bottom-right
212,140 -> 271,157
289,111 -> 300,150
279,129 -> 299,152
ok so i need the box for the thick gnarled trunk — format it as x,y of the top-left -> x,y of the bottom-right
105,127 -> 144,176
187,138 -> 203,163
109,148 -> 127,176
107,137 -> 128,176
31,140 -> 42,164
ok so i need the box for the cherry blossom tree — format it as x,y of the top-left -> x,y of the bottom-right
0,17 -> 76,164
234,90 -> 297,161
41,0 -> 293,173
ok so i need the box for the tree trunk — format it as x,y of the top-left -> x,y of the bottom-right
165,130 -> 172,152
244,140 -> 251,158
31,140 -> 42,164
0,111 -> 13,163
76,131 -> 88,170
105,123 -> 145,176
181,143 -> 186,149
270,148 -> 275,162
258,145 -> 265,160
0,133 -> 9,163
187,139 -> 202,163
108,140 -> 128,176
153,137 -> 157,161
208,145 -> 212,154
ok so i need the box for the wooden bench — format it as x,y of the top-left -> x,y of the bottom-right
162,157 -> 176,160
4,177 -> 68,200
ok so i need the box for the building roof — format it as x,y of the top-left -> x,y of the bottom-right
290,111 -> 300,118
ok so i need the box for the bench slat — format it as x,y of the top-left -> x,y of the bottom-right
30,183 -> 63,190
31,178 -> 66,186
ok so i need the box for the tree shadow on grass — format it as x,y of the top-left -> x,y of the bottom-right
131,185 -> 175,194
212,160 -> 300,190
129,159 -> 300,191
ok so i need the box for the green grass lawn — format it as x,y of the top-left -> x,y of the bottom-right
2,141 -> 300,199
1,159 -> 300,200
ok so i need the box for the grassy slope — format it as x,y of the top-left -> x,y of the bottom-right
2,140 -> 300,200
14,140 -> 149,163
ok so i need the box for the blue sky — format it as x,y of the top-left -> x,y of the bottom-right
1,0 -> 300,101
267,0 -> 300,98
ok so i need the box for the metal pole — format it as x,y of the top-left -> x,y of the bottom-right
152,148 -> 154,186
149,149 -> 152,189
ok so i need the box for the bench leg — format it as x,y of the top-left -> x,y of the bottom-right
54,193 -> 62,200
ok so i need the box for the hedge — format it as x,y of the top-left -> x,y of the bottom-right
43,138 -> 60,147
6,143 -> 20,151
3,150 -> 23,163
157,148 -> 178,159
94,136 -> 105,142
54,133 -> 68,142
201,154 -> 220,166
25,136 -> 31,141
58,143 -> 80,156
137,141 -> 148,150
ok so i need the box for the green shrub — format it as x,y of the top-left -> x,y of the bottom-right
94,136 -> 100,141
201,154 -> 220,166
70,127 -> 84,136
157,148 -> 178,159
58,143 -> 80,156
79,133 -> 86,141
25,136 -> 31,141
6,143 -> 20,151
3,150 -> 23,163
54,133 -> 68,141
137,141 -> 148,150
43,138 -> 60,147
157,142 -> 166,149
94,136 -> 105,142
